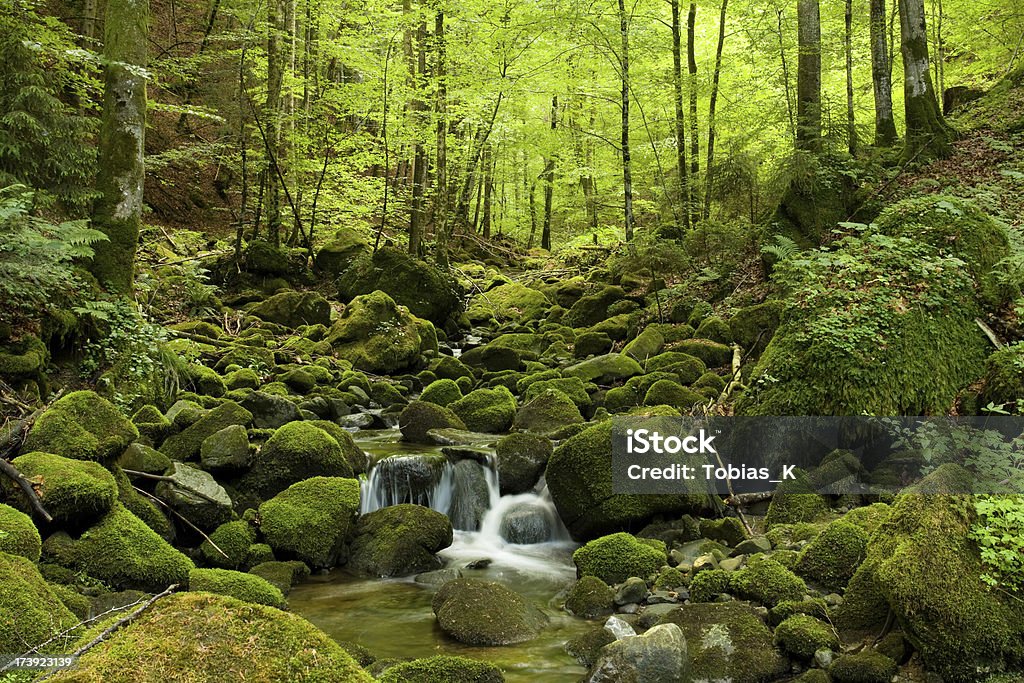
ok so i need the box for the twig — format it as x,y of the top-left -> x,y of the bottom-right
122,469 -> 225,506
976,318 -> 1003,349
726,491 -> 774,506
0,459 -> 53,522
132,486 -> 229,560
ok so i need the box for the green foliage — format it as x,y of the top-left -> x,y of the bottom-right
969,495 -> 1024,593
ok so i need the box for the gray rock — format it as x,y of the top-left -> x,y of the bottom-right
241,391 -> 301,428
499,502 -> 554,544
415,567 -> 464,585
604,615 -> 636,639
335,411 -> 376,429
154,462 -> 233,530
815,648 -> 835,668
718,556 -> 744,572
433,578 -> 547,646
587,623 -> 689,683
615,577 -> 649,606
200,424 -> 251,471
646,590 -> 678,605
734,536 -> 772,556
448,459 -> 491,531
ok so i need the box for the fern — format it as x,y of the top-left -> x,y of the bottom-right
760,234 -> 799,262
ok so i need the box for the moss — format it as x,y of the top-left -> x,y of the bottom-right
9,452 -> 117,526
339,247 -> 462,324
564,286 -> 626,328
729,554 -> 806,607
224,367 -> 261,391
246,543 -> 275,566
181,363 -> 227,398
522,377 -> 592,410
699,517 -> 747,547
0,551 -> 79,654
248,560 -> 310,595
0,334 -> 48,378
47,592 -> 372,682
430,354 -> 475,381
188,568 -> 285,608
495,432 -> 552,495
563,353 -> 644,384
398,400 -> 467,443
258,477 -> 360,569
657,602 -> 788,683
773,614 -> 840,659
981,344 -> 1024,409
314,226 -> 371,273
201,520 -> 257,569
828,651 -> 898,683
119,442 -> 171,474
796,670 -> 831,683
841,503 -> 891,534
348,503 -> 453,577
729,301 -> 784,355
449,386 -> 517,433
250,291 -> 332,329
692,371 -> 726,395
325,291 -> 435,373
574,330 -> 613,357
0,503 -> 41,561
512,388 -> 583,437
460,343 -> 531,372
378,655 -> 504,683
833,561 -> 890,635
564,575 -> 614,618
795,519 -> 868,590
572,532 -> 667,584
420,378 -> 463,406
643,379 -> 706,411
653,566 -> 686,591
768,598 -> 829,626
466,281 -> 551,324
130,405 -> 172,443
669,339 -> 732,368
765,469 -> 829,528
622,327 -> 666,363
565,627 -> 616,668
644,352 -> 707,382
689,568 -> 733,602
110,465 -> 173,539
695,316 -> 732,344
159,400 -> 253,461
48,581 -> 92,619
432,578 -> 546,646
24,391 -> 138,462
45,503 -> 194,592
304,421 -> 367,475
687,301 -> 714,327
241,422 -> 351,499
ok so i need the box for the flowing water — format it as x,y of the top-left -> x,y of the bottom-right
288,429 -> 591,682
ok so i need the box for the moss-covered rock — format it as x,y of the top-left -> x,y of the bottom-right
348,504 -> 453,577
160,400 -> 253,461
154,462 -> 234,530
466,281 -> 551,324
495,432 -> 552,495
224,367 -> 261,391
688,568 -> 733,602
339,247 -> 462,324
773,614 -> 839,659
119,442 -> 171,474
0,502 -> 41,561
764,469 -> 829,528
699,517 -> 747,547
7,452 -> 117,526
522,377 -> 592,410
248,560 -> 310,595
0,334 -> 48,379
250,290 -> 332,328
430,354 -> 475,381
399,400 -> 468,444
564,575 -> 615,618
241,422 -> 351,499
131,405 -> 172,443
180,363 -> 227,398
24,391 -> 138,462
694,316 -> 732,344
432,578 -> 547,646
449,386 -> 517,433
644,352 -> 706,383
325,291 -> 436,373
460,343 -> 531,372
669,339 -> 732,368
420,378 -> 463,406
314,226 -> 371,274
729,554 -> 806,607
199,424 -> 251,472
643,379 -> 706,411
829,650 -> 898,683
188,568 -> 285,608
377,655 -> 504,683
0,551 -> 79,655
200,520 -> 257,569
563,353 -> 644,384
981,344 -> 1024,409
258,477 -> 359,569
574,331 -> 614,358
729,301 -> 784,355
795,519 -> 868,590
512,388 -> 583,437
44,503 -> 194,591
564,286 -> 626,328
573,532 -> 666,584
623,327 -> 665,363
46,592 -> 372,682
657,603 -> 789,683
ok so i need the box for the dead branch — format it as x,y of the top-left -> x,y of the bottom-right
132,486 -> 229,560
0,459 -> 53,522
726,491 -> 774,506
122,469 -> 225,506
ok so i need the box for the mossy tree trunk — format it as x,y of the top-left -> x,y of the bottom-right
433,10 -> 449,268
542,95 -> 557,251
90,0 -> 149,294
898,0 -> 955,160
870,0 -> 899,146
796,0 -> 822,153
264,0 -> 285,246
618,0 -> 634,241
670,0 -> 689,231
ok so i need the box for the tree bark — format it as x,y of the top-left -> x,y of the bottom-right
433,11 -> 449,267
870,0 -> 899,146
542,95 -> 557,251
898,0 -> 955,160
480,145 -> 495,239
408,20 -> 428,256
778,9 -> 796,141
796,0 -> 822,153
846,0 -> 857,155
264,0 -> 285,246
671,0 -> 690,230
687,1 -> 700,226
618,0 -> 634,241
90,0 -> 149,294
703,0 -> 729,220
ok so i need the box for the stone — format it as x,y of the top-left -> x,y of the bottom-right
155,462 -> 234,530
432,579 -> 547,646
586,622 -> 688,683
614,577 -> 648,606
200,424 -> 251,471
348,504 -> 453,577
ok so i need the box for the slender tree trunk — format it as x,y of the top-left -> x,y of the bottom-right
409,21 -> 428,256
846,0 -> 857,155
542,95 -> 557,250
472,146 -> 486,232
481,146 -> 495,239
90,0 -> 149,294
778,9 -> 796,141
703,0 -> 728,221
527,178 -> 538,249
265,0 -> 285,246
687,1 -> 700,225
618,0 -> 634,241
433,11 -> 449,267
796,0 -> 822,153
82,0 -> 97,41
671,0 -> 690,230
898,0 -> 954,159
870,0 -> 899,146
454,95 -> 503,226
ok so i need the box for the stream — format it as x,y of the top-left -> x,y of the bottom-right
287,428 -> 591,682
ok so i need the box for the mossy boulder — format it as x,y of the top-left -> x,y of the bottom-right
432,578 -> 547,646
8,452 -> 117,526
564,575 -> 615,618
643,379 -> 706,411
377,655 -> 504,683
24,390 -> 138,462
573,532 -> 667,584
563,353 -> 644,384
460,343 -> 531,372
251,290 -> 332,328
46,592 -> 372,682
794,519 -> 868,590
314,226 -> 371,274
495,432 -> 552,495
574,331 -> 613,358
694,316 -> 732,344
644,352 -> 707,384
688,568 -> 732,602
546,420 -> 719,539
0,503 -> 41,561
0,551 -> 79,655
773,614 -> 840,659
829,651 -> 898,683
564,286 -> 625,328
348,504 -> 453,577
729,554 -> 806,607
729,301 -> 784,355
200,520 -> 257,569
512,388 -> 583,437
188,568 -> 285,608
160,400 -> 253,461
248,560 -> 310,595
0,334 -> 48,379
338,247 -> 462,324
241,422 -> 351,499
399,400 -> 467,444
699,517 -> 747,547
258,477 -> 360,569
657,603 -> 789,683
430,354 -> 475,381
44,503 -> 194,592
764,469 -> 829,528
670,339 -> 732,368
119,442 -> 171,474
131,405 -> 172,443
522,377 -> 592,410
981,344 -> 1024,409
155,462 -> 234,530
303,420 -> 368,475
200,424 -> 251,472
420,378 -> 463,406
325,291 -> 436,373
181,363 -> 227,397
466,281 -> 551,324
224,367 -> 260,391
622,327 -> 665,363
449,386 -> 517,433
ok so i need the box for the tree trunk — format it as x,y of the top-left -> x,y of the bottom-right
898,0 -> 954,159
433,11 -> 449,267
796,0 -> 822,153
618,0 -> 634,241
264,0 -> 285,246
778,9 -> 796,141
82,0 -> 97,42
90,0 -> 149,294
703,0 -> 728,220
408,21 -> 428,256
846,0 -> 857,155
687,1 -> 700,225
480,145 -> 495,239
870,0 -> 899,146
542,95 -> 557,250
527,178 -> 538,249
671,0 -> 690,230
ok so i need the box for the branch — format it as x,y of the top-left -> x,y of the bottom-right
0,459 -> 53,523
132,486 -> 229,560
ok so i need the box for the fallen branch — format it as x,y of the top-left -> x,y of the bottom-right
976,318 -> 1003,349
0,459 -> 53,522
726,491 -> 774,506
132,486 -> 229,560
122,469 -> 225,506
0,393 -> 62,522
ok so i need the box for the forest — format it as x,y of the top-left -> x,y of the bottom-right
1,0 -> 1024,680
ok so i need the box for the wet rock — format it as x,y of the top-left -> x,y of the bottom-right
495,432 -> 552,495
155,462 -> 234,530
586,622 -> 688,683
415,567 -> 463,586
499,502 -> 553,544
448,459 -> 491,531
399,401 -> 467,444
432,578 -> 547,646
200,424 -> 251,471
349,504 -> 453,577
605,615 -> 637,639
614,577 -> 648,606
566,576 -> 615,618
